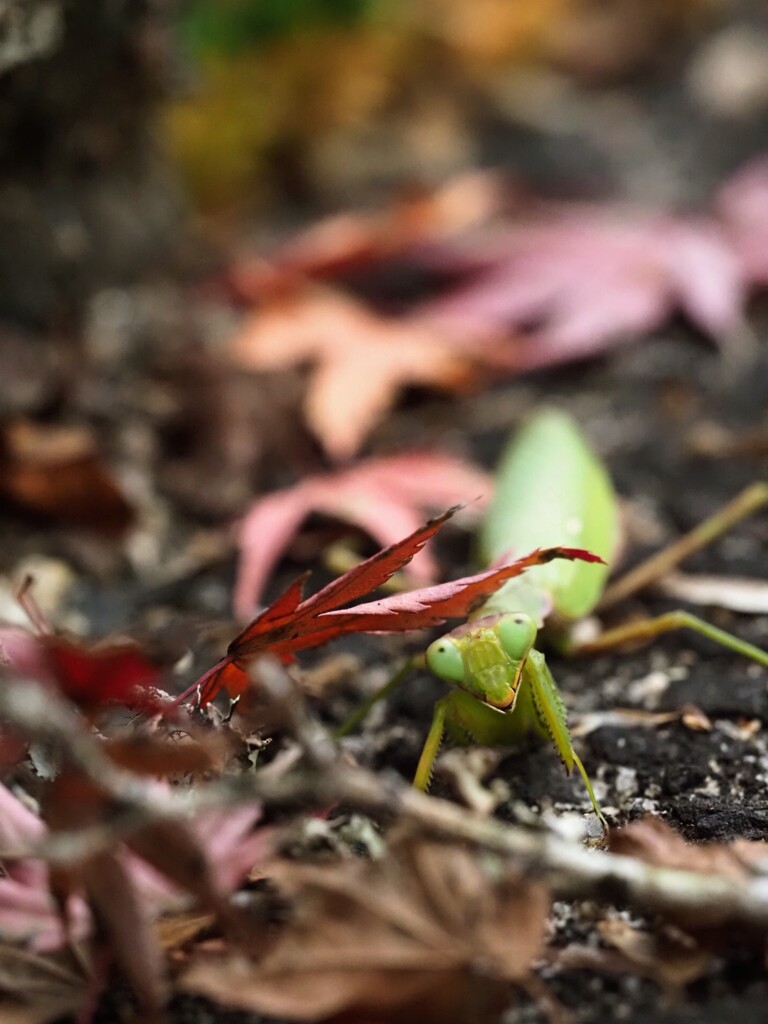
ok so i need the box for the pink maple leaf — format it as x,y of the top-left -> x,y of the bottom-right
234,452 -> 492,621
410,205 -> 747,369
716,155 -> 768,285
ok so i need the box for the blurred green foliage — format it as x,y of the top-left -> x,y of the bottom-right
181,0 -> 386,57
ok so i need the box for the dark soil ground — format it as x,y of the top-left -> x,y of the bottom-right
338,331 -> 768,1023
10,313 -> 767,1024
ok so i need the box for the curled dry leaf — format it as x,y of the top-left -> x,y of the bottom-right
0,420 -> 132,532
597,917 -> 712,992
609,815 -> 768,880
234,451 -> 492,619
81,851 -> 168,1013
0,946 -> 87,1024
608,816 -> 768,937
654,571 -> 768,615
569,707 -> 689,738
182,836 -> 550,1023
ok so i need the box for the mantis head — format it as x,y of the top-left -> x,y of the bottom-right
426,612 -> 538,710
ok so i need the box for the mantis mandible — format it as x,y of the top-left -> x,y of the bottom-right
338,410 -> 768,824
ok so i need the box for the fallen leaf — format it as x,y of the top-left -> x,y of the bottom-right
654,571 -> 768,615
715,155 -> 768,285
570,707 -> 691,738
225,159 -> 768,460
234,452 -> 492,619
608,816 -> 768,882
0,783 -> 92,952
182,836 -> 549,1023
181,507 -> 601,706
0,768 -> 264,1014
686,418 -> 768,460
608,816 -> 768,938
0,420 -> 133,532
412,209 -> 748,369
0,946 -> 86,1023
225,156 -> 768,460
82,851 -> 168,1013
597,917 -> 711,991
225,170 -> 507,295
0,623 -> 165,715
155,911 -> 215,952
230,285 -> 475,461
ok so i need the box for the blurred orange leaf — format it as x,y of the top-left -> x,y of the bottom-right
0,420 -> 132,533
230,285 -> 476,461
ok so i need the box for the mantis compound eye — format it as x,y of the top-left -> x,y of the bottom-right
496,613 -> 537,662
426,636 -> 465,683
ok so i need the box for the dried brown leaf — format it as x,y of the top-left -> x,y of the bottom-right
608,816 -> 768,942
102,732 -> 220,777
155,911 -> 216,952
655,571 -> 768,615
597,918 -> 711,991
608,816 -> 768,882
0,420 -> 132,532
0,945 -> 85,1005
182,837 -> 549,1022
0,942 -> 86,1024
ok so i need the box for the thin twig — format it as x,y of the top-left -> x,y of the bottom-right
3,664 -> 768,933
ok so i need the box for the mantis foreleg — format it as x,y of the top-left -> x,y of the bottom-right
524,651 -> 606,826
413,695 -> 449,791
412,656 -> 606,825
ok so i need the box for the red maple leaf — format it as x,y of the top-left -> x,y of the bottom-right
178,509 -> 602,707
0,624 -> 164,715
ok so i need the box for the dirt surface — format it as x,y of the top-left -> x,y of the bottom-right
8,313 -> 766,1024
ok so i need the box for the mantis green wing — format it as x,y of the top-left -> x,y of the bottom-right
478,410 -> 618,622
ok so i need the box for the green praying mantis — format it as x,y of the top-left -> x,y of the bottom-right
338,411 -> 768,824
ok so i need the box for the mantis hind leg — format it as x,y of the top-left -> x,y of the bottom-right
578,481 -> 768,671
599,482 -> 768,610
524,651 -> 606,827
574,609 -> 768,668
